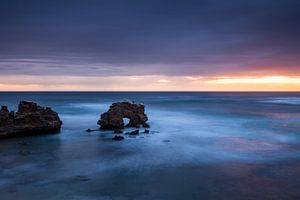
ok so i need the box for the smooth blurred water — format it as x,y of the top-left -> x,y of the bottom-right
0,92 -> 300,199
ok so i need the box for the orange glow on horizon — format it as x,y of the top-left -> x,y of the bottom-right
0,75 -> 300,92
206,76 -> 300,85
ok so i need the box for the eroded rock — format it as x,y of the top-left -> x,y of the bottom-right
0,101 -> 62,138
98,100 -> 149,130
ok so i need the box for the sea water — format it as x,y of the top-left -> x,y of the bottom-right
0,92 -> 300,199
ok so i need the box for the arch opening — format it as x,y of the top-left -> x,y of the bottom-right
123,117 -> 130,127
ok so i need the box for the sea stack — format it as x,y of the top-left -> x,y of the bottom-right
98,100 -> 149,130
0,101 -> 62,138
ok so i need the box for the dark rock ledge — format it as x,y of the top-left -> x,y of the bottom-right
98,100 -> 149,130
0,101 -> 62,138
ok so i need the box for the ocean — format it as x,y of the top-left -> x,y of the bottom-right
0,92 -> 300,199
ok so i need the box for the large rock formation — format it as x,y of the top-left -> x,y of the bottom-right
98,100 -> 149,130
0,101 -> 62,138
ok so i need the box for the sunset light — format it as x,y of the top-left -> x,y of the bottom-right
207,76 -> 300,84
1,1 -> 300,199
1,75 -> 300,91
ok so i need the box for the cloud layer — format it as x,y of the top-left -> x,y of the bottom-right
0,0 -> 300,77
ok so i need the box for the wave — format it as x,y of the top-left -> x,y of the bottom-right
262,97 -> 300,105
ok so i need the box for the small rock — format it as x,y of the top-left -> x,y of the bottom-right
114,129 -> 123,134
163,140 -> 171,143
125,130 -> 139,135
112,135 -> 124,141
143,129 -> 150,134
86,128 -> 93,132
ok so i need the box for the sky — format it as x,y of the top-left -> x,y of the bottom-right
0,0 -> 300,91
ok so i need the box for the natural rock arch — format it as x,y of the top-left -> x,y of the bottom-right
98,100 -> 149,130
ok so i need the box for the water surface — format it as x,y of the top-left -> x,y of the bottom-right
0,92 -> 300,199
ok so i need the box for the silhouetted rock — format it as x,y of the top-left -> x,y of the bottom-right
98,100 -> 149,130
143,123 -> 150,128
125,130 -> 139,135
0,101 -> 62,138
143,129 -> 150,134
86,128 -> 93,132
112,135 -> 124,141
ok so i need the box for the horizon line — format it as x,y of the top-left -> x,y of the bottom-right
0,91 -> 300,93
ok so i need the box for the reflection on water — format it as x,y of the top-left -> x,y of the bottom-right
0,92 -> 300,199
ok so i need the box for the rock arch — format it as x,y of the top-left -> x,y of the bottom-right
98,100 -> 149,130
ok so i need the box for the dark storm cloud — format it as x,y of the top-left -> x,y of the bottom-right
0,0 -> 299,76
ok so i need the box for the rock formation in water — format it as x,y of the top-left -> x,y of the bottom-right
125,130 -> 139,135
98,100 -> 149,130
112,135 -> 124,141
0,101 -> 62,138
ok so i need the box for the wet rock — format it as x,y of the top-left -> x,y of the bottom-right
0,101 -> 62,138
125,130 -> 139,135
114,129 -> 123,134
112,135 -> 124,141
143,123 -> 150,128
98,100 -> 149,130
86,128 -> 93,132
143,129 -> 150,134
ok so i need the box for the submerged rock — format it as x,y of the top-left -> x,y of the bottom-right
125,130 -> 139,135
86,128 -> 93,132
0,101 -> 62,138
98,100 -> 149,130
112,135 -> 124,141
143,129 -> 150,134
